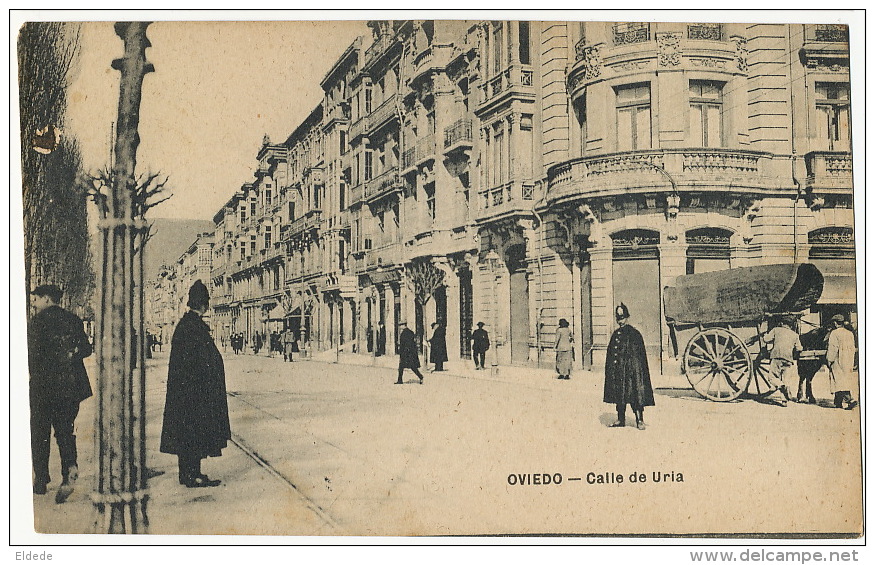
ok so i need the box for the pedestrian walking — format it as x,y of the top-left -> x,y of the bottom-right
604,303 -> 654,430
471,322 -> 490,370
429,322 -> 448,372
282,328 -> 297,362
395,321 -> 424,384
797,323 -> 829,404
825,314 -> 858,410
756,316 -> 803,407
554,318 -> 574,380
28,284 -> 93,503
160,280 -> 230,488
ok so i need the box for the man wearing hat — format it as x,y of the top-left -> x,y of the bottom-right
396,321 -> 424,384
160,280 -> 231,487
28,284 -> 93,502
603,303 -> 654,430
471,322 -> 490,370
825,314 -> 858,410
756,316 -> 802,407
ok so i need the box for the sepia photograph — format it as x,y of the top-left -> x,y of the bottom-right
9,9 -> 865,547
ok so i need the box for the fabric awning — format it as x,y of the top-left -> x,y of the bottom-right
266,302 -> 286,320
819,274 -> 857,304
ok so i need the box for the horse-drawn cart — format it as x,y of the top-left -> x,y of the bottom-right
663,263 -> 824,401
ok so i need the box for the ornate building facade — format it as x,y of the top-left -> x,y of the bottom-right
171,20 -> 854,375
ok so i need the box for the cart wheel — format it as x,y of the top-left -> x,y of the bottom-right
683,328 -> 752,401
747,352 -> 780,398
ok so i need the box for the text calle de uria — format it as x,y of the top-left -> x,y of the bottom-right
506,471 -> 684,486
585,471 -> 684,484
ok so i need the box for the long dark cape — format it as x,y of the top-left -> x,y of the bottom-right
160,311 -> 231,458
604,324 -> 655,407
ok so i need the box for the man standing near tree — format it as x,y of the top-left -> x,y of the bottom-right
28,284 -> 93,503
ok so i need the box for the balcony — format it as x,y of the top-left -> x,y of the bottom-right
364,166 -> 402,202
805,151 -> 853,193
401,147 -> 417,174
546,149 -> 780,206
303,166 -> 323,187
477,65 -> 535,111
364,243 -> 402,269
287,209 -> 323,238
348,115 -> 369,143
443,119 -> 473,157
368,93 -> 398,134
414,134 -> 436,166
475,181 -> 538,223
612,22 -> 651,46
349,183 -> 364,206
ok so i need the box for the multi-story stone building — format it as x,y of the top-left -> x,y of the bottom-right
195,19 -> 854,375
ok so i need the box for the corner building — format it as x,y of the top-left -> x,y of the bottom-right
205,20 -> 855,375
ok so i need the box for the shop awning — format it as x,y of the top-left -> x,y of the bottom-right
819,274 -> 857,304
266,302 -> 286,320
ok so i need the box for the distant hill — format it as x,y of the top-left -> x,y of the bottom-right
144,218 -> 214,281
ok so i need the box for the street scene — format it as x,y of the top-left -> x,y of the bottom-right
14,12 -> 863,541
32,348 -> 862,536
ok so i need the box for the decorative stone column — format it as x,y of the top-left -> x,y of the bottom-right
588,242 -> 613,369
434,258 -> 460,361
385,284 -> 396,355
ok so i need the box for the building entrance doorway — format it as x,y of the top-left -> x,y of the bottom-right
611,230 -> 662,364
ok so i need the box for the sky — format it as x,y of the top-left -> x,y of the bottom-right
65,19 -> 370,221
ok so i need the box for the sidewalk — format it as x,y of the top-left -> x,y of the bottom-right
30,354 -> 336,537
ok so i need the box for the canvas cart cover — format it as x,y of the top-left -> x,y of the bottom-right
663,263 -> 823,324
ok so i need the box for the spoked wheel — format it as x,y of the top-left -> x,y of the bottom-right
683,328 -> 753,401
747,352 -> 780,398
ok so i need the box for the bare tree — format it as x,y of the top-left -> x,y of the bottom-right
18,22 -> 92,315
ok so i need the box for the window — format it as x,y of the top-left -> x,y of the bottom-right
573,96 -> 587,154
340,131 -> 347,154
240,206 -> 246,223
519,22 -> 531,65
264,225 -> 272,249
265,189 -> 272,206
492,24 -> 504,75
250,198 -> 256,218
616,83 -> 651,151
250,235 -> 256,257
690,81 -> 723,147
289,201 -> 296,221
364,150 -> 373,181
815,83 -> 851,149
424,182 -> 436,221
492,128 -> 504,185
364,86 -> 373,114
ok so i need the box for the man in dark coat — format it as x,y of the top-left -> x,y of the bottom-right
471,321 -> 490,370
160,280 -> 230,488
428,322 -> 448,371
28,284 -> 93,502
376,321 -> 386,357
604,303 -> 654,430
396,321 -> 424,384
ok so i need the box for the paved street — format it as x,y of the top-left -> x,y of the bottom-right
32,351 -> 862,537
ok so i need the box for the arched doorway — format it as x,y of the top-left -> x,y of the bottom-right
611,229 -> 661,358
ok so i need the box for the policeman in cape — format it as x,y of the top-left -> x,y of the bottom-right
603,303 -> 655,430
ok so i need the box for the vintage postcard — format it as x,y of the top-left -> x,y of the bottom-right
10,10 -> 864,544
